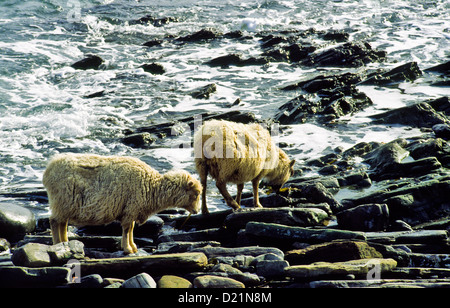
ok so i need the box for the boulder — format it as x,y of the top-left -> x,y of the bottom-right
193,275 -> 245,288
157,275 -> 192,288
256,260 -> 290,278
336,204 -> 390,232
47,240 -> 85,265
432,124 -> 450,140
0,266 -> 71,288
176,29 -> 222,42
122,273 -> 157,288
12,240 -> 85,267
285,241 -> 383,265
190,83 -> 217,99
0,203 -> 36,242
207,263 -> 261,286
285,258 -> 397,279
122,132 -> 156,148
141,63 -> 165,75
71,55 -> 104,70
223,207 -> 329,230
12,242 -> 51,267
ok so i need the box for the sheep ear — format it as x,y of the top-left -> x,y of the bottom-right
290,160 -> 296,168
187,180 -> 195,188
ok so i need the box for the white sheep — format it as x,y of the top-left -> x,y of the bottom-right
194,120 -> 295,214
43,153 -> 201,254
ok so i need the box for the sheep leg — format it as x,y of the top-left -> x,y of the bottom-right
128,221 -> 138,253
252,177 -> 263,208
216,180 -> 240,210
50,218 -> 61,244
235,183 -> 244,206
59,220 -> 69,242
199,162 -> 209,214
121,222 -> 135,255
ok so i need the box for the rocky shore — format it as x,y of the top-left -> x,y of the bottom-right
1,24 -> 449,288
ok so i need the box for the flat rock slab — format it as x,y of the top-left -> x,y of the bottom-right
0,266 -> 70,288
285,240 -> 382,265
223,207 -> 330,230
79,252 -> 208,279
245,222 -> 366,244
190,246 -> 284,259
285,258 -> 397,279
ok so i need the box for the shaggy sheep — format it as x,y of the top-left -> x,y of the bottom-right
194,120 -> 295,214
43,153 -> 202,254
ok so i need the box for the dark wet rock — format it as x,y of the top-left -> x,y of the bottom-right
223,207 -> 329,231
360,62 -> 423,85
245,222 -> 366,245
191,83 -> 217,99
76,274 -> 104,288
432,124 -> 450,140
256,260 -> 289,278
287,182 -> 341,213
78,216 -> 163,239
206,53 -> 269,68
122,132 -> 156,148
143,39 -> 163,47
370,97 -> 450,128
342,177 -> 450,226
321,30 -> 350,42
424,60 -> 450,75
407,137 -> 450,167
362,139 -> 442,180
12,240 -> 85,267
132,15 -> 179,27
336,204 -> 390,232
276,82 -> 372,124
338,171 -> 372,188
0,266 -> 71,288
141,63 -> 165,75
0,203 -> 36,242
285,240 -> 382,265
303,41 -> 386,68
176,28 -> 222,42
281,72 -> 361,92
71,55 -> 104,70
287,43 -> 317,62
129,110 -> 258,141
165,209 -> 232,231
